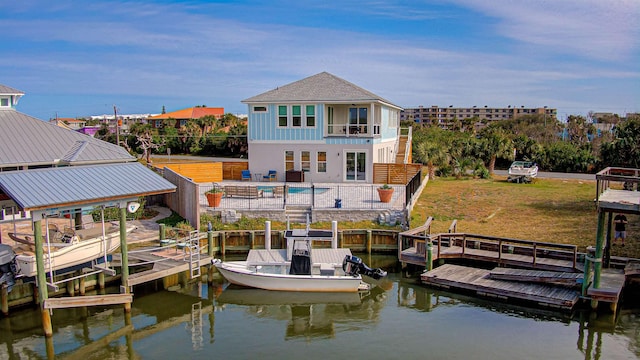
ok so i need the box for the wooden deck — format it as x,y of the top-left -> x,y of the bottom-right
112,248 -> 213,287
421,264 -> 580,310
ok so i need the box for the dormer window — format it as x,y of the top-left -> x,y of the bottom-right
0,97 -> 9,107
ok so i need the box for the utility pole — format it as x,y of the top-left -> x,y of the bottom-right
114,105 -> 120,146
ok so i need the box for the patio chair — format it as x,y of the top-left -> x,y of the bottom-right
263,170 -> 277,181
241,169 -> 251,181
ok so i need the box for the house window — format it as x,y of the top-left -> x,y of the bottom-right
285,150 -> 294,171
0,98 -> 9,107
278,106 -> 288,127
317,151 -> 327,173
292,105 -> 302,127
306,105 -> 315,127
345,151 -> 366,181
253,106 -> 267,112
348,107 -> 368,134
179,119 -> 187,127
301,151 -> 310,172
155,120 -> 162,128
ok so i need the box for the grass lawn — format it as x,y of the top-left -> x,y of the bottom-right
410,175 -> 640,258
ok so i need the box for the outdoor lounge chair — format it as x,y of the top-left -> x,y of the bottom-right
263,170 -> 277,181
241,170 -> 251,181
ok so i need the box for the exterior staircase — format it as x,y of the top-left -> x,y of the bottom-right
395,135 -> 408,163
394,127 -> 412,164
285,206 -> 312,224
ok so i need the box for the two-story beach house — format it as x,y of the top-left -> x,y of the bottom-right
242,72 -> 405,183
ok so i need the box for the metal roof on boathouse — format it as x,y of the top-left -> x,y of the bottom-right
0,162 -> 176,211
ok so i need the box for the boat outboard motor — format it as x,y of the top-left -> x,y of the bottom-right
342,255 -> 387,280
0,244 -> 19,293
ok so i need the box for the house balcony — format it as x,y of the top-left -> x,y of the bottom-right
326,123 -> 380,138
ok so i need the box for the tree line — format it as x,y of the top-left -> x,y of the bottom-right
412,113 -> 640,178
95,113 -> 248,161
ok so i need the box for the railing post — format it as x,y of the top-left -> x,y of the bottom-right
220,232 -> 226,256
532,243 -> 537,266
462,234 -> 466,255
498,239 -> 502,260
207,230 -> 214,257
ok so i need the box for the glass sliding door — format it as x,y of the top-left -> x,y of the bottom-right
345,151 -> 366,181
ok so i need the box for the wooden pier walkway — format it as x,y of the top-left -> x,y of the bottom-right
421,264 -> 580,310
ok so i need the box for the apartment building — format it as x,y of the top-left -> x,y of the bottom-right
401,105 -> 557,126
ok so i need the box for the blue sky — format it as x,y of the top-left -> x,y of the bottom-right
1,0 -> 638,121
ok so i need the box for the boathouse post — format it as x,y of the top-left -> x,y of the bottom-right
593,209 -> 606,289
426,241 -> 433,271
119,206 -> 131,313
34,218 -> 53,337
265,221 -> 271,250
332,221 -> 338,249
207,229 -> 214,257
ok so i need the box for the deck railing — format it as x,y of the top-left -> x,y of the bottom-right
400,230 -> 579,271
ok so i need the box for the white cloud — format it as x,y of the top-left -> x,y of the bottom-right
450,0 -> 640,61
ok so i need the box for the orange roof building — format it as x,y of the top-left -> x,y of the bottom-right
148,106 -> 224,128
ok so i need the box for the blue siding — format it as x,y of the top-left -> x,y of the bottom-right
248,103 -> 325,142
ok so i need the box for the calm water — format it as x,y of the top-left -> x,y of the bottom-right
2,257 -> 640,359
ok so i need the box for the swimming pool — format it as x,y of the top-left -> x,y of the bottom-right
258,186 -> 329,194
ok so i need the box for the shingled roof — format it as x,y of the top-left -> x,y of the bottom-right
0,84 -> 24,95
0,110 -> 134,168
242,72 -> 401,109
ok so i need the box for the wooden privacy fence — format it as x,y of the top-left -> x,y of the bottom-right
373,163 -> 422,185
222,161 -> 250,181
163,162 -> 223,183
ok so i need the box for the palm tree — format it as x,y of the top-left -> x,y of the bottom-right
480,127 -> 514,174
414,141 -> 449,179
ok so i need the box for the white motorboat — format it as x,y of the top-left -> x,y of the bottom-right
213,227 -> 386,293
9,222 -> 136,277
507,161 -> 538,183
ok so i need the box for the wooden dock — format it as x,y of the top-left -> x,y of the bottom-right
421,264 -> 580,310
112,247 -> 214,287
488,268 -> 583,286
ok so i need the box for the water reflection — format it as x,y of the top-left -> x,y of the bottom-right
1,270 -> 639,359
215,285 -> 388,341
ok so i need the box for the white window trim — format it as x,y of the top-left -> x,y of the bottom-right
300,150 -> 311,173
316,151 -> 327,173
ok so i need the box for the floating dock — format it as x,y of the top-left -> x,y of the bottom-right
421,264 -> 581,310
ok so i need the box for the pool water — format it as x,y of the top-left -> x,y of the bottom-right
258,186 -> 329,194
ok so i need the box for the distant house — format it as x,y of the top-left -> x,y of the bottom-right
50,117 -> 86,130
242,72 -> 405,183
147,106 -> 225,129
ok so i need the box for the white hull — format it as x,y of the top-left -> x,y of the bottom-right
214,261 -> 364,293
15,224 -> 135,277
